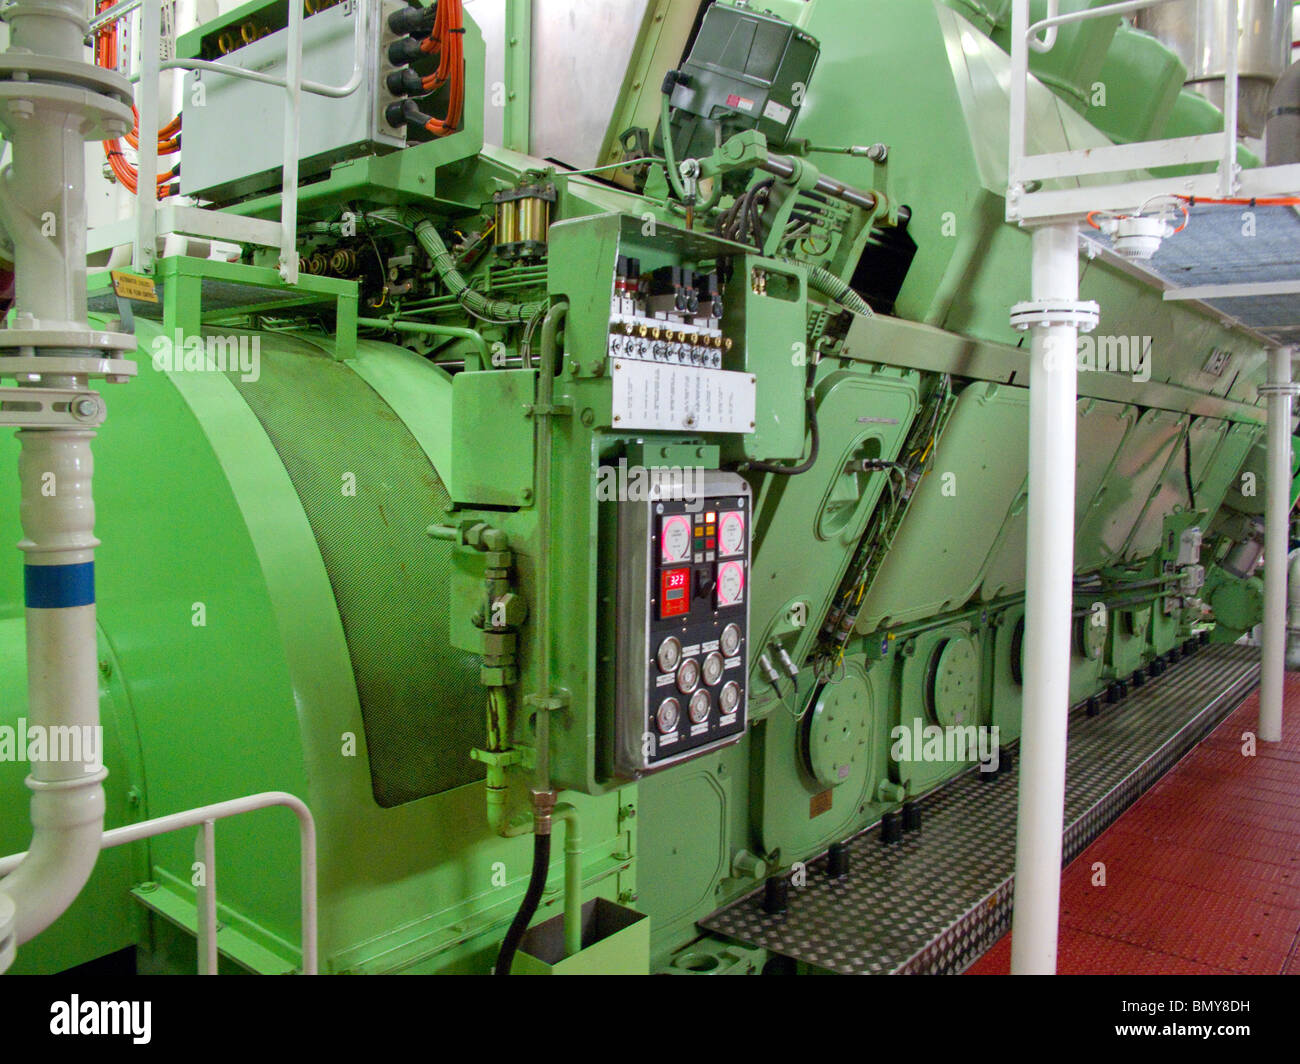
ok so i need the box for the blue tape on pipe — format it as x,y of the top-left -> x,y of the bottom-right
24,563 -> 95,609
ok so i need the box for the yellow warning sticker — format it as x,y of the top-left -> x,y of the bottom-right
110,271 -> 159,303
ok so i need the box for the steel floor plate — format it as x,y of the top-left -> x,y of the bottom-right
698,643 -> 1261,974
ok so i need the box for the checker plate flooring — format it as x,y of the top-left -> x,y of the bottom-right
699,643 -> 1261,974
969,665 -> 1300,974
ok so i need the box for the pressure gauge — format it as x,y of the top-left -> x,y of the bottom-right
676,657 -> 701,694
716,561 -> 745,607
720,623 -> 742,658
719,681 -> 741,715
656,698 -> 680,734
702,651 -> 725,686
689,689 -> 711,724
657,636 -> 682,674
718,511 -> 745,556
660,515 -> 692,564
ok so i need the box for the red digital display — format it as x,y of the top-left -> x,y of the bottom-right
660,568 -> 691,619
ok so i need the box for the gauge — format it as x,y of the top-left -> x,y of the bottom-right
718,511 -> 745,556
716,561 -> 745,607
676,657 -> 701,694
702,651 -> 725,686
660,515 -> 692,564
689,689 -> 711,724
657,636 -> 682,674
656,698 -> 680,734
720,623 -> 742,657
719,681 -> 741,714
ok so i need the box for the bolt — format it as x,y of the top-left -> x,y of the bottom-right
74,397 -> 100,419
8,99 -> 34,120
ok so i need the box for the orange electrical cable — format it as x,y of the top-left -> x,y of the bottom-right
1174,193 -> 1300,207
419,0 -> 464,137
95,17 -> 181,198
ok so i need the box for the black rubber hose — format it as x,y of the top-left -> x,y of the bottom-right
493,830 -> 552,975
1183,432 -> 1197,511
742,391 -> 820,476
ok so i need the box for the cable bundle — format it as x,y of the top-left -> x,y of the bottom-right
417,0 -> 465,137
95,0 -> 180,199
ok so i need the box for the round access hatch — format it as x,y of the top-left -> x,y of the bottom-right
802,672 -> 873,790
926,635 -> 979,727
1078,613 -> 1107,660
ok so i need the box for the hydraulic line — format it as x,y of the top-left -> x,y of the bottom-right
405,212 -> 547,322
803,263 -> 874,317
742,388 -> 820,476
658,95 -> 722,215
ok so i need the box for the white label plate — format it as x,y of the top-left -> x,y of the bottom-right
610,361 -> 756,434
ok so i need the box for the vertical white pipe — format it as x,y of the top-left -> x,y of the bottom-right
135,0 -> 161,272
1221,0 -> 1240,192
279,0 -> 304,283
1008,0 -> 1029,196
1011,223 -> 1081,975
195,820 -> 218,974
1260,347 -> 1293,743
0,0 -> 117,964
0,430 -> 106,945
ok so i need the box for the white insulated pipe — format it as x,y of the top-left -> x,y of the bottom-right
1010,223 -> 1082,975
0,430 -> 105,946
0,0 -> 114,965
1259,347 -> 1295,743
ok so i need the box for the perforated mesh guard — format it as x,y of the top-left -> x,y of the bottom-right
229,336 -> 484,807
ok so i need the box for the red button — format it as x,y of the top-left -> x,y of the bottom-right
706,538 -> 716,549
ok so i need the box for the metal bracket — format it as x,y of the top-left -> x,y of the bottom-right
1009,299 -> 1100,333
0,387 -> 107,428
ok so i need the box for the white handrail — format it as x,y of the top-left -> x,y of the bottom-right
123,0 -> 372,281
157,0 -> 369,100
1027,0 -> 1185,43
0,791 -> 319,975
1006,0 -> 1281,223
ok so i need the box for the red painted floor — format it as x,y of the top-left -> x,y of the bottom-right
968,673 -> 1300,975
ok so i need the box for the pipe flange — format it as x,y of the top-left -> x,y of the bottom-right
0,328 -> 136,352
1009,299 -> 1100,334
0,892 -> 14,974
0,353 -> 138,385
0,81 -> 132,140
1257,383 -> 1300,397
0,53 -> 133,106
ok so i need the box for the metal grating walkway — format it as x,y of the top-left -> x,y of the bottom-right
969,667 -> 1300,974
699,643 -> 1261,974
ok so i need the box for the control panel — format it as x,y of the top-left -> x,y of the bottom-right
615,472 -> 751,775
601,219 -> 757,434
